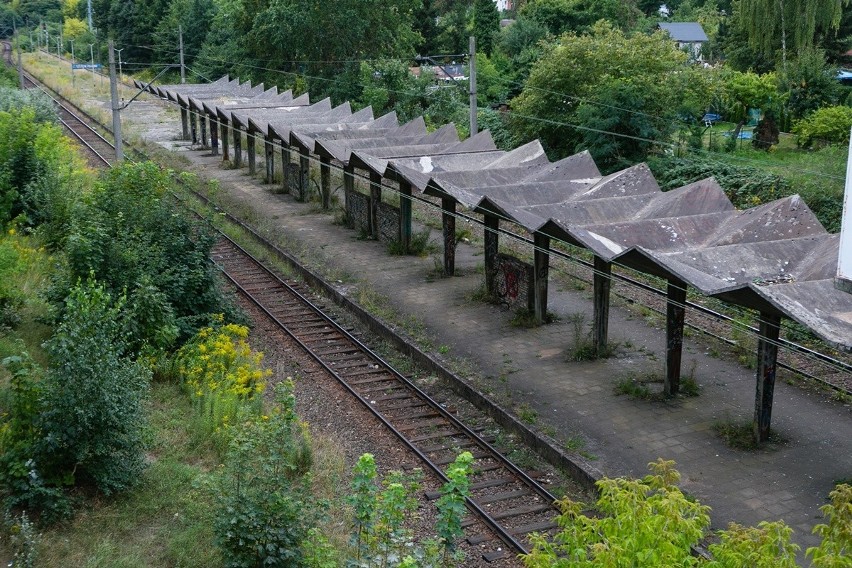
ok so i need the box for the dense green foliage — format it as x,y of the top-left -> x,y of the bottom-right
510,22 -> 700,169
523,459 -> 711,567
63,162 -> 226,345
38,279 -> 150,496
1,279 -> 150,523
522,460 -> 852,568
213,380 -> 316,568
649,155 -> 789,209
793,105 -> 852,149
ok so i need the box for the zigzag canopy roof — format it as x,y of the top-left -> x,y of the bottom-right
150,76 -> 852,351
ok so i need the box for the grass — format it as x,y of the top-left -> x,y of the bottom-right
713,419 -> 788,451
516,402 -> 538,424
29,381 -> 222,567
386,229 -> 438,257
509,307 -> 557,328
564,434 -> 598,461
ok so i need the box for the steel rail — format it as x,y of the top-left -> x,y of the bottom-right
209,230 -> 566,558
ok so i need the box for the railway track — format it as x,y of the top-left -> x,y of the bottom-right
3,41 -> 114,168
210,233 -> 561,560
3,41 -> 560,559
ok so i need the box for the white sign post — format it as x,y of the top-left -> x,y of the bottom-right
836,126 -> 852,292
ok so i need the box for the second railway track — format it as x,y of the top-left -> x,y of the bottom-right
210,233 -> 564,561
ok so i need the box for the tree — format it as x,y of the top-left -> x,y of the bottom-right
781,47 -> 841,120
473,0 -> 499,55
520,0 -> 642,35
736,0 -> 851,73
510,22 -> 700,167
721,69 -> 777,141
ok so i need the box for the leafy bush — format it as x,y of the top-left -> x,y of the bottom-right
64,162 -> 229,345
707,521 -> 799,568
213,380 -> 316,568
37,277 -> 151,496
0,88 -> 58,124
0,107 -> 81,240
793,105 -> 852,148
0,353 -> 71,524
522,459 -> 710,567
806,483 -> 852,567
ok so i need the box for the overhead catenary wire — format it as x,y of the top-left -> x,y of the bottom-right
31,47 -> 847,380
182,105 -> 851,382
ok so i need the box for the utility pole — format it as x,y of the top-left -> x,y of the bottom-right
108,40 -> 123,162
469,36 -> 477,136
179,25 -> 185,84
56,37 -> 61,59
16,31 -> 24,89
87,0 -> 93,30
70,40 -> 75,87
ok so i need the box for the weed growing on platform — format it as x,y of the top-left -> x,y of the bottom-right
713,420 -> 788,451
615,376 -> 654,399
517,403 -> 538,424
387,229 -> 437,257
564,435 -> 597,461
566,313 -> 615,361
510,307 -> 557,328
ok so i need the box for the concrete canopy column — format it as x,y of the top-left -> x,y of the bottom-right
593,257 -> 611,357
399,181 -> 413,251
343,164 -> 354,223
369,171 -> 382,239
190,110 -> 197,144
265,138 -> 275,184
247,130 -> 256,175
533,233 -> 550,324
233,128 -> 242,168
210,117 -> 219,155
199,114 -> 207,147
754,312 -> 782,442
320,156 -> 331,209
484,214 -> 499,294
664,279 -> 687,397
281,145 -> 290,193
298,148 -> 310,202
220,121 -> 229,161
442,198 -> 456,276
180,107 -> 189,140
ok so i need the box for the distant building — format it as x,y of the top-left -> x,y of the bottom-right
495,0 -> 514,11
658,22 -> 709,61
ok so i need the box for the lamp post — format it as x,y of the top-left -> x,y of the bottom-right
88,42 -> 95,84
70,39 -> 75,87
116,47 -> 124,81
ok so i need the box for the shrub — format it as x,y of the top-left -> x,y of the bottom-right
213,380 -> 316,568
37,277 -> 150,496
522,459 -> 711,567
64,162 -> 229,344
806,483 -> 852,567
649,155 -> 790,209
707,521 -> 799,568
793,106 -> 852,149
0,353 -> 71,524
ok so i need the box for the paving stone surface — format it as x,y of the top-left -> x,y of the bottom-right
134,107 -> 852,552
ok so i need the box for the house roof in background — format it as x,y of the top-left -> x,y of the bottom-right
658,22 -> 709,42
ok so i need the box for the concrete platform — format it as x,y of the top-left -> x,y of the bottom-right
134,109 -> 851,553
